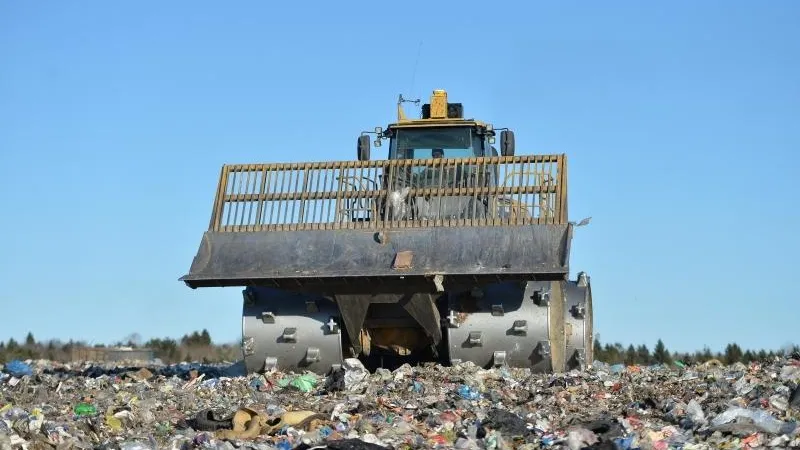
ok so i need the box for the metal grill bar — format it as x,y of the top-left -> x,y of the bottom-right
208,155 -> 568,232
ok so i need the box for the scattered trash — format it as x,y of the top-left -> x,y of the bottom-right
2,356 -> 800,448
342,358 -> 370,393
791,384 -> 800,409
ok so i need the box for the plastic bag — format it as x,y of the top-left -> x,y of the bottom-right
711,407 -> 795,435
686,399 -> 706,424
278,374 -> 317,393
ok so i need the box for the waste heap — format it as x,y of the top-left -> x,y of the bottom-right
2,355 -> 800,449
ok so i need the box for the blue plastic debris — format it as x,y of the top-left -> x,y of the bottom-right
249,377 -> 264,390
610,364 -> 626,374
614,435 -> 636,449
457,384 -> 481,400
5,360 -> 33,377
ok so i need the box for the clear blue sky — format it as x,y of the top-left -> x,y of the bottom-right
1,1 -> 798,355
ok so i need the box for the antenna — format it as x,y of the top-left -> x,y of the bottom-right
409,40 -> 423,96
396,41 -> 423,121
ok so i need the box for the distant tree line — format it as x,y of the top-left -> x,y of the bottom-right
0,329 -> 240,365
2,331 -> 798,367
593,336 -> 800,366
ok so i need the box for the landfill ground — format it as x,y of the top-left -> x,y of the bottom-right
2,357 -> 800,450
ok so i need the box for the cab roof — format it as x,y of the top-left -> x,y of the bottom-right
386,89 -> 492,132
387,118 -> 488,130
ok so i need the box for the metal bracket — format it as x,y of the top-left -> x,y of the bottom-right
571,303 -> 586,319
511,319 -> 528,335
304,347 -> 321,364
281,327 -> 297,342
533,289 -> 550,307
538,340 -> 551,357
326,317 -> 340,334
446,310 -> 460,328
264,356 -> 278,371
577,271 -> 589,287
492,351 -> 507,367
392,250 -> 414,270
468,331 -> 482,346
260,312 -> 276,324
491,304 -> 504,316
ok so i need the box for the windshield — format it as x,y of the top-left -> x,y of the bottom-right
390,126 -> 481,159
386,126 -> 494,188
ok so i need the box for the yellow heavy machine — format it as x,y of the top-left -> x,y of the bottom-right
181,89 -> 594,374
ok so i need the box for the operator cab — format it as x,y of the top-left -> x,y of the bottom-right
354,89 -> 517,220
356,89 -> 516,163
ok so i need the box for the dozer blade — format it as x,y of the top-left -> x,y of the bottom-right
180,156 -> 573,289
181,224 -> 573,289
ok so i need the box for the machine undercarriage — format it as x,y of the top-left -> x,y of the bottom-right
240,274 -> 592,374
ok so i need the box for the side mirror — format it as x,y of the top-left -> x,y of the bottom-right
500,130 -> 515,157
358,135 -> 370,161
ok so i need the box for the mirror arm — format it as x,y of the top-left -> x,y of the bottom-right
360,128 -> 385,148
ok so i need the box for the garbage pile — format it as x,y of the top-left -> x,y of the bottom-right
2,355 -> 800,449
